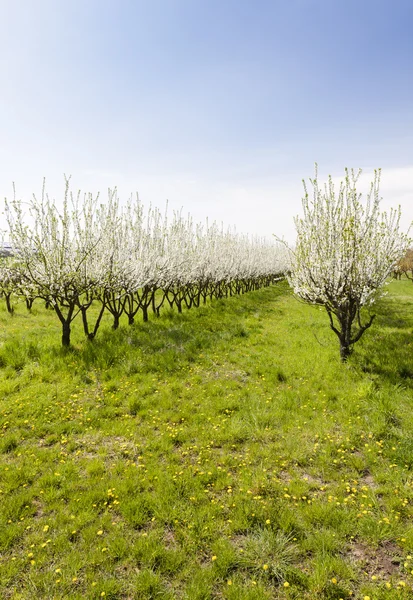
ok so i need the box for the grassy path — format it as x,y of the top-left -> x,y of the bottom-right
1,280 -> 413,599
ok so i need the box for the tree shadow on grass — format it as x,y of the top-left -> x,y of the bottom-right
355,293 -> 413,387
56,282 -> 290,376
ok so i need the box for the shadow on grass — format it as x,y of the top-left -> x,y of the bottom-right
355,292 -> 413,386
34,282 -> 290,376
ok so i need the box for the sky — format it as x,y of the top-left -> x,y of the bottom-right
0,0 -> 412,242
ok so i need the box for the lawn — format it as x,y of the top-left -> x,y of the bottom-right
1,279 -> 413,599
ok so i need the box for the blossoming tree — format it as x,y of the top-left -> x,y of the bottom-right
288,166 -> 409,361
5,179 -> 109,346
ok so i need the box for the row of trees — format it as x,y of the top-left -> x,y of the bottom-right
0,169 -> 410,361
2,179 -> 289,346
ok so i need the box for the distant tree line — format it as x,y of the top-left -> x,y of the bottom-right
393,248 -> 413,280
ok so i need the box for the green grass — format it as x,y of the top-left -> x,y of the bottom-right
1,279 -> 413,599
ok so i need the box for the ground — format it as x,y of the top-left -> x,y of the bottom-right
1,279 -> 413,599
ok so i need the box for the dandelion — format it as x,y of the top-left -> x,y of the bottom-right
331,577 -> 337,584
97,530 -> 103,536
283,581 -> 290,588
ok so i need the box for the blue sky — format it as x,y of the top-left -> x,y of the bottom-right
0,0 -> 412,240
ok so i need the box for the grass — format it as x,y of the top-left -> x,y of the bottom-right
0,279 -> 413,599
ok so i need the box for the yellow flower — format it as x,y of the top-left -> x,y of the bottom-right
263,564 -> 269,570
227,580 -> 232,585
331,578 -> 337,584
43,525 -> 49,532
211,556 -> 217,561
284,581 -> 290,587
97,530 -> 103,536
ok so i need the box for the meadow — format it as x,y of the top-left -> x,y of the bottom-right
1,278 -> 413,599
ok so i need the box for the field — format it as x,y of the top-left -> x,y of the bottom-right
1,279 -> 413,599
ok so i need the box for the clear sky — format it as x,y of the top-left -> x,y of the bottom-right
0,0 -> 412,241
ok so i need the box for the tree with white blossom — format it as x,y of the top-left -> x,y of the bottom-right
5,179 -> 109,346
288,166 -> 410,361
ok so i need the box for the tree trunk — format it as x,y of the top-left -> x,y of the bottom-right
339,315 -> 352,362
5,293 -> 14,314
62,321 -> 71,346
151,291 -> 157,315
81,307 -> 90,338
54,302 -> 75,347
327,305 -> 375,362
339,341 -> 352,362
81,303 -> 105,340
